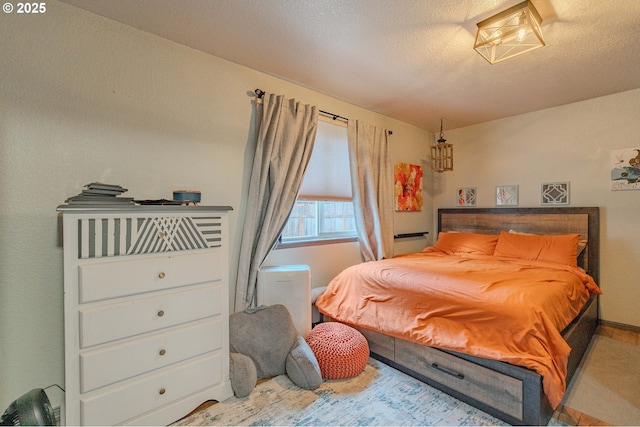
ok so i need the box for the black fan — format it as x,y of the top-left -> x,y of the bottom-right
1,388 -> 56,426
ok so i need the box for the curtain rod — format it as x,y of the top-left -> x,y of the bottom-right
254,89 -> 393,135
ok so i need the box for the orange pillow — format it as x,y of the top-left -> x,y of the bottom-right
509,230 -> 589,257
432,232 -> 499,255
509,229 -> 587,258
494,231 -> 579,266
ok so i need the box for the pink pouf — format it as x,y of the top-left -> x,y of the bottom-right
305,322 -> 369,379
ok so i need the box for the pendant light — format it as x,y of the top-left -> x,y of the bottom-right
431,118 -> 453,172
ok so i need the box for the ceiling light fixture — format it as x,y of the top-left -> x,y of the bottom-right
474,0 -> 545,64
431,118 -> 453,172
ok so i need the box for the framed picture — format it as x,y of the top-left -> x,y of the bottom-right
541,182 -> 570,205
394,162 -> 423,211
457,187 -> 477,207
496,185 -> 518,206
610,147 -> 640,191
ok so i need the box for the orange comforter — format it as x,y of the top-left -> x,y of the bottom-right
315,248 -> 601,408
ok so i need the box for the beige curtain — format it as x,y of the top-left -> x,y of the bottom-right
348,120 -> 394,262
234,93 -> 318,311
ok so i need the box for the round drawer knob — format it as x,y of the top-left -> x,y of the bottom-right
158,272 -> 166,279
159,388 -> 166,395
157,310 -> 165,317
157,231 -> 165,238
159,349 -> 166,356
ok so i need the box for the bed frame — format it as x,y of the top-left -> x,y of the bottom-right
329,207 -> 600,426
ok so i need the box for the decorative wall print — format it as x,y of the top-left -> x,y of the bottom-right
541,182 -> 570,205
496,185 -> 518,206
457,187 -> 477,207
394,162 -> 423,211
611,147 -> 640,191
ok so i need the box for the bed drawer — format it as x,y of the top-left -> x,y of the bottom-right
395,339 -> 523,420
80,318 -> 222,393
351,325 -> 395,361
79,285 -> 221,348
80,353 -> 221,426
78,250 -> 221,303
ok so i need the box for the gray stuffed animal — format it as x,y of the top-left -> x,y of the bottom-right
229,304 -> 322,397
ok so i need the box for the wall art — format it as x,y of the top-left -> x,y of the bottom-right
610,147 -> 640,191
457,187 -> 477,207
541,182 -> 570,205
394,162 -> 423,211
496,185 -> 518,206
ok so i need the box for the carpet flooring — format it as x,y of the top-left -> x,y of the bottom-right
560,329 -> 640,426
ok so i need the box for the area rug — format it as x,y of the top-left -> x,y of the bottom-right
176,358 -> 519,426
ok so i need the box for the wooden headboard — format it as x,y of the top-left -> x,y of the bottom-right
438,207 -> 600,284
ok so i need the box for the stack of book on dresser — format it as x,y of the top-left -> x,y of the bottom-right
65,182 -> 134,205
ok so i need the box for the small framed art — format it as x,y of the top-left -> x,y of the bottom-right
457,187 -> 477,207
496,185 -> 518,206
541,182 -> 570,205
610,147 -> 640,191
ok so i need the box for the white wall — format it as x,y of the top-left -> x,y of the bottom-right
0,1 -> 430,409
432,88 -> 640,328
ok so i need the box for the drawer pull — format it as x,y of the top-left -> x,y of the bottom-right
431,363 -> 465,380
157,231 -> 165,238
159,388 -> 166,395
158,272 -> 166,279
157,310 -> 165,317
159,349 -> 166,356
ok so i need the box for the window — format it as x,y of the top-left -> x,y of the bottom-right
281,200 -> 356,242
280,119 -> 357,244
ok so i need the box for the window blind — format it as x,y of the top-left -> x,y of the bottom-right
298,118 -> 352,201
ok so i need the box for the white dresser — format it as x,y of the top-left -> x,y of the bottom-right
57,205 -> 233,426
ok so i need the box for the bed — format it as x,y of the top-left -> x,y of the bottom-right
316,207 -> 601,426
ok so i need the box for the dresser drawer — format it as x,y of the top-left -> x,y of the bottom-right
79,285 -> 221,348
78,250 -> 221,303
80,318 -> 222,393
395,339 -> 523,420
80,353 -> 222,426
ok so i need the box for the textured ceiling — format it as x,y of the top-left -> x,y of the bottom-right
61,0 -> 640,132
